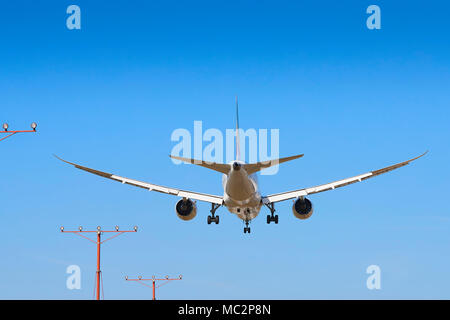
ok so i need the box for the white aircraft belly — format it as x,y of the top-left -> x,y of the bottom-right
223,190 -> 262,221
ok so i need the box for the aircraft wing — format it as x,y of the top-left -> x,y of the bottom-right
262,151 -> 427,204
55,156 -> 223,205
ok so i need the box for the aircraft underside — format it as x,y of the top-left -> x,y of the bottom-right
207,187 -> 269,234
206,197 -> 277,234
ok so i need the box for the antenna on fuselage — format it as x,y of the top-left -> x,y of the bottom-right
235,95 -> 240,161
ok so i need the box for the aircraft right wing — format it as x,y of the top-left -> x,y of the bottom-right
262,151 -> 427,204
55,155 -> 224,205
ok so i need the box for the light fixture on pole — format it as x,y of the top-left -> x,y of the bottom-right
0,122 -> 38,142
61,225 -> 138,300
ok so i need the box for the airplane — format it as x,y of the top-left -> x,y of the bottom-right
56,100 -> 427,234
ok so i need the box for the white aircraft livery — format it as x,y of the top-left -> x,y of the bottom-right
56,101 -> 427,234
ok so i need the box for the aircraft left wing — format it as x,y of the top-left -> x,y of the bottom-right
262,151 -> 427,204
55,155 -> 223,205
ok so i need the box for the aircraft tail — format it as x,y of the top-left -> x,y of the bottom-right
235,95 -> 240,161
170,97 -> 304,175
170,154 -> 304,175
243,154 -> 304,174
169,155 -> 231,174
233,96 -> 304,174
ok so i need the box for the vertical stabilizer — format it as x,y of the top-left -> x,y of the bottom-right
235,96 -> 240,161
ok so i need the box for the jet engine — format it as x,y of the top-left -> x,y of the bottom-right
292,197 -> 313,220
175,198 -> 197,221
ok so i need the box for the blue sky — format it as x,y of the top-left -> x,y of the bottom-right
0,0 -> 449,299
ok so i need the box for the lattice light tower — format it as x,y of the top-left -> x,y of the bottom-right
125,275 -> 182,300
0,122 -> 37,142
61,225 -> 138,300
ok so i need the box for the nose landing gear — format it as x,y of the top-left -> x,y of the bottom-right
242,209 -> 252,233
243,219 -> 251,234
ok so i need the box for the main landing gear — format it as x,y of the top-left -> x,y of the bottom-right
265,203 -> 278,224
207,203 -> 220,225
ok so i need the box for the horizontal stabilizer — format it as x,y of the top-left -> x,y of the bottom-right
169,155 -> 231,174
243,154 -> 304,174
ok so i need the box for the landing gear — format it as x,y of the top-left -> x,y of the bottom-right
243,218 -> 251,234
265,203 -> 278,224
266,214 -> 278,224
207,203 -> 221,225
207,215 -> 219,224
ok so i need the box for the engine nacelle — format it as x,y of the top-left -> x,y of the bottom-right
175,198 -> 197,221
292,197 -> 313,220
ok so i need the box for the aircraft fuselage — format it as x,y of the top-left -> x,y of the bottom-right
222,161 -> 262,221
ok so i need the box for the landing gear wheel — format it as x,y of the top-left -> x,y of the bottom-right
208,203 -> 221,226
267,214 -> 279,224
208,215 -> 219,224
244,218 -> 251,234
265,203 -> 278,225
